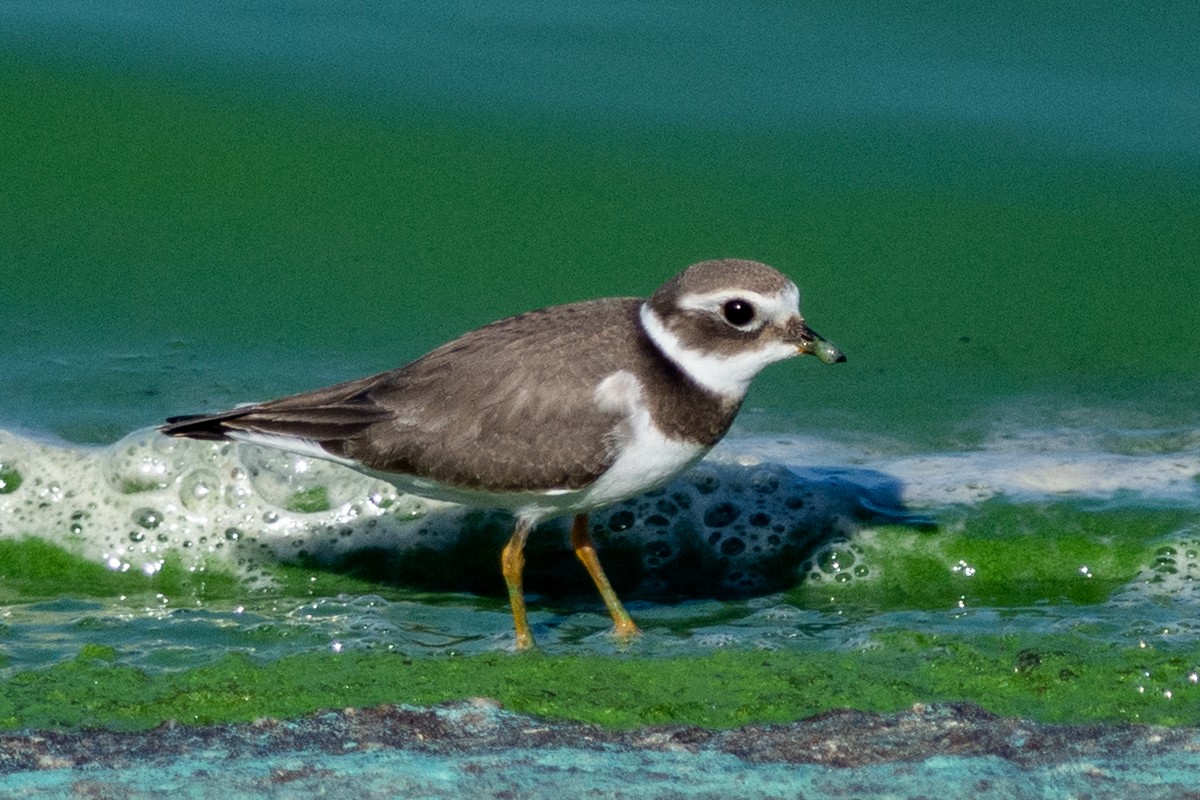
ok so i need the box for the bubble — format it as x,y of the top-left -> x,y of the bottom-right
103,433 -> 185,493
39,482 -> 65,504
179,470 -> 221,512
818,548 -> 855,574
720,537 -> 746,556
608,510 -> 636,532
285,486 -> 332,514
1152,546 -> 1178,575
389,496 -> 428,521
952,560 -> 977,577
703,502 -> 740,528
132,507 -> 163,529
240,445 -> 358,511
224,481 -> 252,510
646,540 -> 673,559
3,428 -> 902,602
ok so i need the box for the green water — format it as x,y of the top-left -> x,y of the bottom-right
2,46 -> 1197,444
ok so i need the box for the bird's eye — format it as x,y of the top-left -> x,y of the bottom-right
722,299 -> 756,327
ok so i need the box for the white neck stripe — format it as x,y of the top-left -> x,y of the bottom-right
638,303 -> 797,401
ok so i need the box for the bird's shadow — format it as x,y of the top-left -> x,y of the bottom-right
303,462 -> 934,604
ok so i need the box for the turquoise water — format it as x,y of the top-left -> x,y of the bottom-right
2,0 -> 1199,744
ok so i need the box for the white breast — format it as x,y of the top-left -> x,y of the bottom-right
577,370 -> 709,509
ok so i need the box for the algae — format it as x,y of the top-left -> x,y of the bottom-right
0,464 -> 22,494
0,539 -> 245,604
1,636 -> 1197,732
284,486 -> 333,514
2,512 -> 1199,733
793,503 -> 1189,610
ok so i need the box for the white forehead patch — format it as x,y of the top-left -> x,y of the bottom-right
638,302 -> 800,400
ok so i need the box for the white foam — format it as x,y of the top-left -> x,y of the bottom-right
0,426 -> 900,592
0,428 -> 453,586
739,429 -> 1200,508
2,424 -> 1197,590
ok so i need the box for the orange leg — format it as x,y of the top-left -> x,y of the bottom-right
501,517 -> 535,650
571,513 -> 641,642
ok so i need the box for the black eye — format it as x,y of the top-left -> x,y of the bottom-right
722,299 -> 756,327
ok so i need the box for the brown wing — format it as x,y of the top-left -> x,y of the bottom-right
162,298 -> 645,493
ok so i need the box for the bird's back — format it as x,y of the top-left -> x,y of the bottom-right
165,297 -> 651,493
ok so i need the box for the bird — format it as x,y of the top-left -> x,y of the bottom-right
160,258 -> 845,649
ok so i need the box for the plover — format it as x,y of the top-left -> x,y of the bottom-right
161,259 -> 845,648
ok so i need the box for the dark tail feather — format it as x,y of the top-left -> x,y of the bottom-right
160,411 -> 247,440
162,403 -> 391,441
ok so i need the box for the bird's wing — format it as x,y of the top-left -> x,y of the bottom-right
163,298 -> 644,493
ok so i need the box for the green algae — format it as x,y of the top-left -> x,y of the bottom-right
0,539 -> 242,604
3,511 -> 1199,732
0,539 -> 155,602
0,537 -> 433,605
793,503 -> 1191,610
1,635 -> 1197,732
284,486 -> 332,514
0,464 -> 22,494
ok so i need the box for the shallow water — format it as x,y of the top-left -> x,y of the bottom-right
1,0 -> 1199,761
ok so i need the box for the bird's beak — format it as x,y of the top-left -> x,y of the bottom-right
787,318 -> 846,364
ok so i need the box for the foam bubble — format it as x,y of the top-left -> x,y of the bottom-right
8,423 -> 1195,600
1119,526 -> 1200,604
239,444 -> 364,512
0,429 -> 915,596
